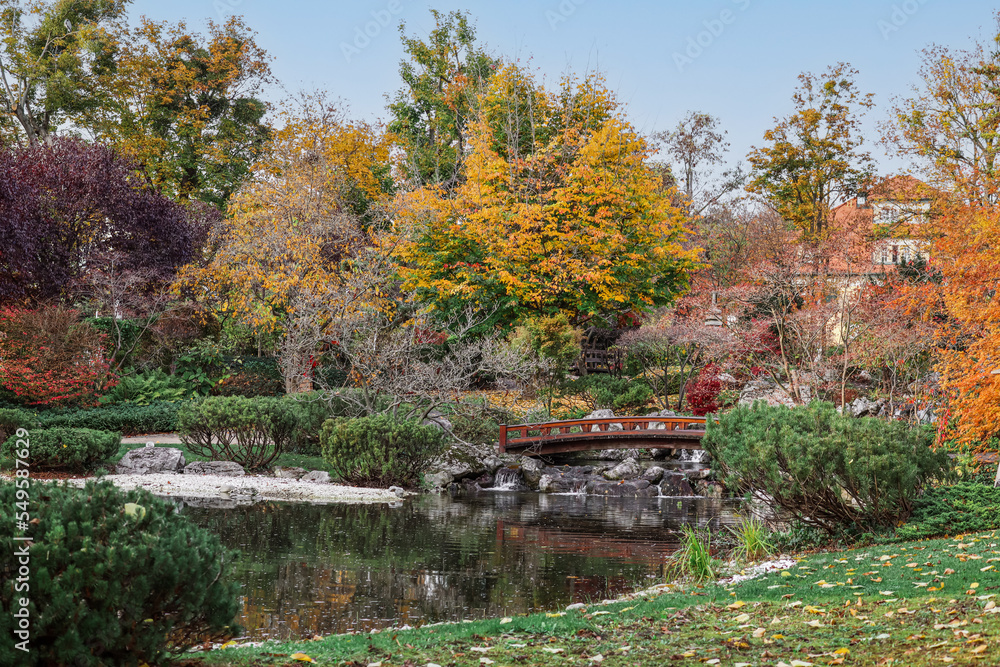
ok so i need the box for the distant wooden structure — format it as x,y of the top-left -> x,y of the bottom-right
499,416 -> 707,456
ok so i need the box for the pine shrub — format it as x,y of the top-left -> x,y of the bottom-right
702,401 -> 951,534
176,396 -> 297,471
320,415 -> 447,487
0,480 -> 240,665
2,428 -> 120,470
0,408 -> 39,443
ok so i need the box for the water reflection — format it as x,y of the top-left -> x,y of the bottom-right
178,492 -> 742,640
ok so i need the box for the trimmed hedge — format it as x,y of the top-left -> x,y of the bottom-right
1,428 -> 120,470
0,481 -> 240,665
36,401 -> 179,435
0,408 -> 39,443
321,415 -> 447,487
895,482 -> 1000,541
703,401 -> 951,534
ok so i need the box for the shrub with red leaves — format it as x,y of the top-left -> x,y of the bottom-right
0,306 -> 117,407
685,363 -> 723,416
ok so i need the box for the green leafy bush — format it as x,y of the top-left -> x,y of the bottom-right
321,415 -> 447,487
566,374 -> 653,413
703,402 -> 951,534
0,480 -> 240,665
0,408 -> 39,443
894,482 -> 1000,541
37,401 -> 179,435
1,428 -> 120,470
177,396 -> 298,471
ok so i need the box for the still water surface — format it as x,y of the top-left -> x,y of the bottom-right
181,491 -> 743,640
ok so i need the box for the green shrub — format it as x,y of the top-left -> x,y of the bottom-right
1,428 -> 120,470
176,396 -> 298,471
98,369 -> 198,405
894,482 -> 1000,541
280,391 -> 369,454
0,408 -> 39,443
0,480 -> 240,665
703,401 -> 951,534
566,374 -> 653,414
37,401 -> 179,435
321,415 -> 448,487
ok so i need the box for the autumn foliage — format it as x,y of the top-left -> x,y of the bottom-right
0,306 -> 117,407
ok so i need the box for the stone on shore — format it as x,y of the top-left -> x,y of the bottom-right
184,461 -> 246,477
116,445 -> 185,475
300,470 -> 331,484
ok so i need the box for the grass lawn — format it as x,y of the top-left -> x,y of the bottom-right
188,530 -> 1000,666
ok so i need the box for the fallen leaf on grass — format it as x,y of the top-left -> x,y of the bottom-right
290,654 -> 315,663
541,648 -> 564,654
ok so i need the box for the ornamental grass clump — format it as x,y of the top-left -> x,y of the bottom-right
730,516 -> 776,563
666,525 -> 716,583
702,401 -> 952,534
0,481 -> 240,666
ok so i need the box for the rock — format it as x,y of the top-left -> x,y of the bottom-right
849,396 -> 885,418
184,461 -> 246,477
586,479 -> 657,497
717,373 -> 738,385
917,407 -> 938,424
423,411 -> 453,432
566,603 -> 587,611
473,472 -> 495,488
518,457 -> 546,488
388,486 -> 407,498
604,457 -> 641,480
116,446 -> 185,475
685,467 -> 711,481
584,409 -> 622,431
738,379 -> 795,408
423,471 -> 453,490
659,471 -> 695,497
641,466 -> 665,484
274,466 -> 308,479
538,474 -> 588,493
301,470 -> 331,484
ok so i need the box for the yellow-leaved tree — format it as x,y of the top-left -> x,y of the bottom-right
391,65 -> 698,329
174,94 -> 393,392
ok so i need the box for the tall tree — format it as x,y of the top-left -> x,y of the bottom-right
97,15 -> 272,208
392,65 -> 697,329
0,0 -> 128,145
387,9 -> 497,188
174,97 -> 393,392
0,138 -> 199,304
653,111 -> 741,215
747,63 -> 874,241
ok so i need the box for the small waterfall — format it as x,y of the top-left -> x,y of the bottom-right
678,449 -> 710,463
492,467 -> 524,491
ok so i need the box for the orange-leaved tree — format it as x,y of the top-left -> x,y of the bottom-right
391,64 -> 697,329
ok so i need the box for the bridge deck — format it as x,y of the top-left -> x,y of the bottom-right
499,416 -> 707,456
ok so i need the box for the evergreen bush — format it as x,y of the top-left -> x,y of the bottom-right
0,408 -> 39,443
894,482 -> 1000,541
320,415 -> 447,487
702,401 -> 951,534
36,401 -> 179,435
566,374 -> 654,413
2,428 -> 120,470
176,396 -> 297,471
0,480 -> 240,665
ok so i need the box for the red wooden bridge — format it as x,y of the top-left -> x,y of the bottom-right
499,416 -> 707,456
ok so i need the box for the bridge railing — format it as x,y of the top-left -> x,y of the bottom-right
499,416 -> 707,453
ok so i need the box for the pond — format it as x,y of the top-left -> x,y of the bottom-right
179,489 -> 744,640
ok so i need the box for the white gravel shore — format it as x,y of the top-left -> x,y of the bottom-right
55,473 -> 404,505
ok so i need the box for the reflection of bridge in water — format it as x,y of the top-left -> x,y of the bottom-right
499,416 -> 707,456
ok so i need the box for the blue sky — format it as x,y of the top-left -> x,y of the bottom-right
131,0 -> 998,175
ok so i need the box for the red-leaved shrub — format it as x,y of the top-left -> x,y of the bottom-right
685,363 -> 723,416
0,306 -> 117,406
